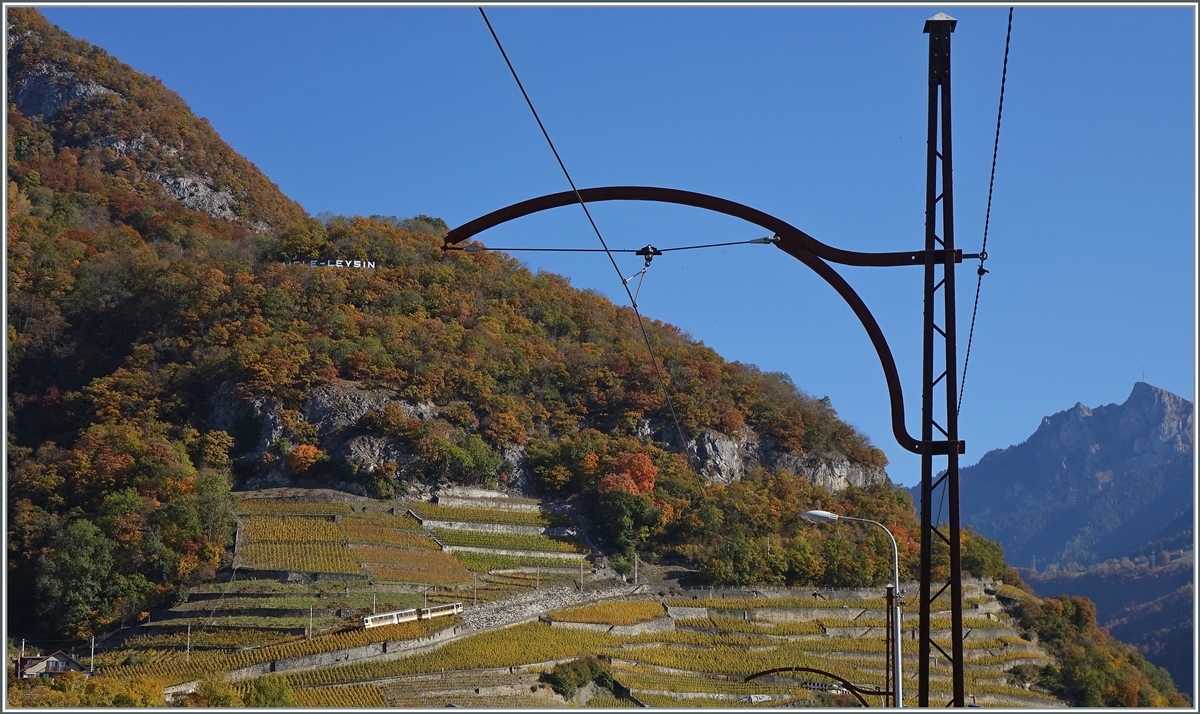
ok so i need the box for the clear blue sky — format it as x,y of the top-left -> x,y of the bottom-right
39,5 -> 1195,487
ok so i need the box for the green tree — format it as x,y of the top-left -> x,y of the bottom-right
243,674 -> 296,707
35,519 -> 116,636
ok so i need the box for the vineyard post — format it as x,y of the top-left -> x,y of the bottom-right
634,553 -> 638,585
373,593 -> 376,615
580,559 -> 584,593
309,606 -> 313,639
90,636 -> 95,672
186,626 -> 191,660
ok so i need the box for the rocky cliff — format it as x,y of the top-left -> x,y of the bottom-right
6,7 -> 307,232
214,380 -> 889,495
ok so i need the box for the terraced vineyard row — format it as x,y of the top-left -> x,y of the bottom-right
237,542 -> 361,574
343,521 -> 438,548
107,618 -> 457,686
409,501 -> 561,527
433,527 -> 588,553
550,600 -> 665,625
453,551 -> 585,572
292,684 -> 388,708
243,516 -> 346,543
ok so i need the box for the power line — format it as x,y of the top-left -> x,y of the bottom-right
959,7 -> 1013,413
478,7 -> 693,458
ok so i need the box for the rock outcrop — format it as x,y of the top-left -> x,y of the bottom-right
213,380 -> 889,495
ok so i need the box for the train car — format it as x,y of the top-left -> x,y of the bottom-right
361,607 -> 419,629
361,602 -> 463,629
418,602 -> 463,620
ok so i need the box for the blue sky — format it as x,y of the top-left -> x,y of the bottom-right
38,5 -> 1195,487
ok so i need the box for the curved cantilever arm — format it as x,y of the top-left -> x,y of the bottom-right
443,185 -> 923,454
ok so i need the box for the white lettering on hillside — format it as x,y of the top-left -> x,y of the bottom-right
284,260 -> 378,269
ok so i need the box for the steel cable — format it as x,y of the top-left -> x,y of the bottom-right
959,8 -> 1013,413
478,8 -> 693,459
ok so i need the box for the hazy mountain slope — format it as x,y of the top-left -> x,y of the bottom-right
1024,563 -> 1194,697
915,383 -> 1192,569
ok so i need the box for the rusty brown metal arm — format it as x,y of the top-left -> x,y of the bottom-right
442,185 -> 925,454
443,186 -> 960,267
745,667 -> 886,707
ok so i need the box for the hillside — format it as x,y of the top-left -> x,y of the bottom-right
1023,561 -> 1194,697
6,8 -> 895,643
6,7 -> 307,233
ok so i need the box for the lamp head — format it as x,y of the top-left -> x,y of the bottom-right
802,510 -> 840,524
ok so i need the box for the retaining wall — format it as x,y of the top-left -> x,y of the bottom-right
440,545 -> 584,560
420,519 -> 575,537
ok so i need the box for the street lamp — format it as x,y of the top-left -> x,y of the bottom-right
802,510 -> 903,708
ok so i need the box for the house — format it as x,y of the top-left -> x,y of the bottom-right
16,651 -> 87,678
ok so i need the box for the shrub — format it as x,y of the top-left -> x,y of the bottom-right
543,656 -> 612,700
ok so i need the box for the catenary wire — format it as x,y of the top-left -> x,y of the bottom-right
958,8 -> 1012,413
456,237 -> 776,254
479,7 -> 693,458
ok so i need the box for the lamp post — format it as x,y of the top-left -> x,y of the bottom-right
803,510 -> 903,708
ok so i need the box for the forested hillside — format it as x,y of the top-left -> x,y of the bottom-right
7,7 -> 905,641
4,9 -> 1190,708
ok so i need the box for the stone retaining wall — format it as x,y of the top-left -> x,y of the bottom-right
441,545 -> 584,560
420,519 -> 575,537
226,621 -> 470,681
549,616 -> 676,636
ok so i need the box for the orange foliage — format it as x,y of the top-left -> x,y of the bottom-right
287,444 -> 321,473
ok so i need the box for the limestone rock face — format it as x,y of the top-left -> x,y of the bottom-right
213,380 -> 889,495
13,62 -> 115,119
684,427 -> 888,491
152,173 -> 239,222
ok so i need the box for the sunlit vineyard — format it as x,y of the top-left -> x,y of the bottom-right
432,528 -> 588,553
409,501 -> 559,527
452,551 -> 585,573
635,692 -> 804,707
343,521 -> 438,548
292,684 -> 389,707
119,627 -> 293,649
361,547 -> 475,586
243,516 -> 347,543
584,693 -> 639,707
237,499 -> 352,516
237,543 -> 361,574
550,600 -> 665,626
351,543 -> 447,565
343,511 -> 426,531
674,616 -> 824,636
105,618 -> 456,686
285,622 -> 622,687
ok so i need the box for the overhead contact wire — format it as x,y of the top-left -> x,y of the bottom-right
479,8 -> 693,459
958,7 -> 1012,414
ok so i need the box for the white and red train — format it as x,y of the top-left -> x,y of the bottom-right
361,602 -> 463,629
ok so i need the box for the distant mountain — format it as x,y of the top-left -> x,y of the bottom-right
909,382 -> 1194,699
914,382 -> 1192,569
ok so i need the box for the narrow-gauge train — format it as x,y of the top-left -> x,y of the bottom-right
361,602 -> 463,629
